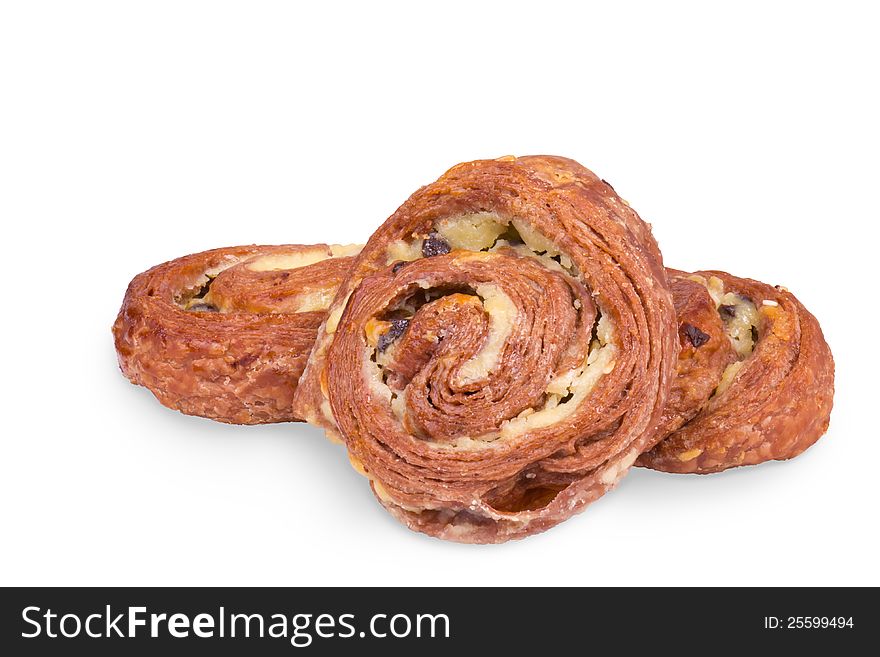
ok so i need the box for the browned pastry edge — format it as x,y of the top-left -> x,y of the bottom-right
292,155 -> 678,543
637,270 -> 835,473
112,244 -> 355,424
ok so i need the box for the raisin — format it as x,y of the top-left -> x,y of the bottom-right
421,234 -> 451,258
377,318 -> 410,352
681,323 -> 710,348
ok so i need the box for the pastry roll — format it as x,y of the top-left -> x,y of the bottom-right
114,246 -> 835,479
638,270 -> 834,473
113,244 -> 359,424
293,156 -> 679,542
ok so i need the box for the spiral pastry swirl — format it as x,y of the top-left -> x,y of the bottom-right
113,243 -> 358,424
293,156 -> 678,542
638,270 -> 834,473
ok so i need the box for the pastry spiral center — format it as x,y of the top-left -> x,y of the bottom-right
342,217 -> 618,446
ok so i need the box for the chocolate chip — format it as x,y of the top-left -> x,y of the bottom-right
377,318 -> 410,352
681,322 -> 710,348
421,233 -> 451,258
719,304 -> 736,319
188,303 -> 218,312
392,261 -> 406,274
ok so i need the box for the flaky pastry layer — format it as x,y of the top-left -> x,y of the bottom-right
113,244 -> 357,424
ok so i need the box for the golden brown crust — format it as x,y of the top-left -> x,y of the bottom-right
112,244 -> 355,424
293,155 -> 678,543
637,270 -> 835,473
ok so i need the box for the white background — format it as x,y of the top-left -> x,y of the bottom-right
1,1 -> 877,587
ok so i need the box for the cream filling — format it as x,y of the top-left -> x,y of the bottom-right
436,212 -> 508,251
363,351 -> 394,404
599,447 -> 640,485
247,244 -> 361,272
698,274 -> 726,307
329,243 -> 364,258
688,274 -> 761,397
180,245 -> 360,313
454,284 -> 518,385
293,288 -> 337,313
387,214 -> 578,276
325,291 -> 353,334
713,360 -> 744,398
510,219 -> 574,271
688,274 -> 759,358
386,239 -> 423,264
718,291 -> 759,358
491,241 -> 571,276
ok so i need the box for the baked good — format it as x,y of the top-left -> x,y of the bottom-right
111,156 -> 836,543
292,155 -> 679,542
637,270 -> 834,473
113,244 -> 358,424
114,249 -> 835,477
